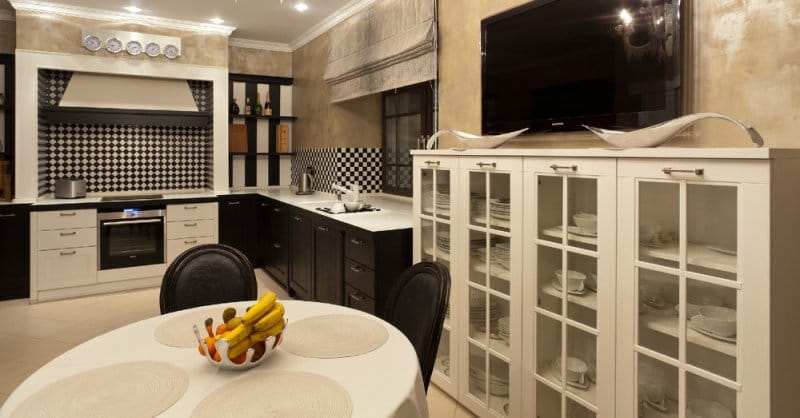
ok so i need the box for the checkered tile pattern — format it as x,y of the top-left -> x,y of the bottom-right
291,148 -> 383,194
187,80 -> 213,112
39,70 -> 73,107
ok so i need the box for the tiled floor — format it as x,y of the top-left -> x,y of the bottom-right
0,269 -> 473,417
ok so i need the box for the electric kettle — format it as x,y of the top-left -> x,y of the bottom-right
296,166 -> 315,195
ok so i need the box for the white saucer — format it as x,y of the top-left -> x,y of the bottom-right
706,245 -> 737,256
644,398 -> 669,413
550,363 -> 591,390
689,321 -> 737,343
567,225 -> 597,237
552,279 -> 587,295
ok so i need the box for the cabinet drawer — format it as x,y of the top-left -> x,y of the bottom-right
37,246 -> 97,290
344,231 -> 374,269
38,209 -> 96,230
345,283 -> 376,315
167,219 -> 215,239
38,227 -> 97,250
344,258 -> 375,298
167,236 -> 216,263
167,202 -> 216,222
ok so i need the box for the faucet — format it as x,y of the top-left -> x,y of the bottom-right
331,183 -> 360,202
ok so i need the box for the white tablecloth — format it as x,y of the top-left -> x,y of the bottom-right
0,300 -> 429,418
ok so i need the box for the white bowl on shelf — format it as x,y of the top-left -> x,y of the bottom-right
554,269 -> 587,292
573,213 -> 597,234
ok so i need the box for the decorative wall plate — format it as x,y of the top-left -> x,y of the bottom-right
145,42 -> 161,57
82,35 -> 102,52
126,40 -> 143,56
163,44 -> 180,59
106,37 -> 123,53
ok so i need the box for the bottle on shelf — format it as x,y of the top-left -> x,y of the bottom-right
230,98 -> 240,115
264,96 -> 272,116
245,97 -> 252,115
254,93 -> 263,116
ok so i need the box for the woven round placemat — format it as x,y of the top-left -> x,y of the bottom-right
281,314 -> 389,358
154,307 -> 223,347
11,361 -> 189,418
191,371 -> 352,418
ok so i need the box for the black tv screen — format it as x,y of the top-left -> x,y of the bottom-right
481,0 -> 682,135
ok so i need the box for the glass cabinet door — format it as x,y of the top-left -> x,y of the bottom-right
634,180 -> 739,418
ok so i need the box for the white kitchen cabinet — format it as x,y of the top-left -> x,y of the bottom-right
31,209 -> 98,293
36,246 -> 97,290
413,148 -> 800,418
166,203 -> 217,263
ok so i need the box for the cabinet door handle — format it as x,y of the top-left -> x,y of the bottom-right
293,216 -> 302,221
550,164 -> 577,172
184,205 -> 198,210
59,250 -> 76,256
59,231 -> 76,236
273,243 -> 281,249
476,162 -> 496,168
662,167 -> 704,176
59,212 -> 77,217
317,225 -> 329,232
184,240 -> 198,245
425,160 -> 440,166
350,238 -> 365,246
184,222 -> 198,227
349,265 -> 364,273
349,292 -> 364,302
227,201 -> 241,205
273,207 -> 282,213
260,203 -> 268,207
0,213 -> 16,218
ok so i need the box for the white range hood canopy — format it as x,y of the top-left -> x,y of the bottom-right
59,73 -> 199,112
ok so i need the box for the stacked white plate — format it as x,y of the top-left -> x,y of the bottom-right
471,196 -> 487,219
436,231 -> 451,254
469,291 -> 500,330
434,191 -> 450,215
489,198 -> 511,221
497,317 -> 510,343
469,366 -> 510,396
492,242 -> 510,270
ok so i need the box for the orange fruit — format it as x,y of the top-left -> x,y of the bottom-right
213,352 -> 221,362
204,337 -> 217,357
231,351 -> 247,364
215,323 -> 227,335
198,343 -> 206,356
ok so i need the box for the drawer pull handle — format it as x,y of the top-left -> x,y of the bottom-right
59,250 -> 76,256
184,205 -> 198,210
184,222 -> 198,227
59,231 -> 77,236
227,201 -> 241,205
0,213 -> 16,218
476,162 -> 496,168
272,207 -> 282,213
350,292 -> 364,302
349,265 -> 364,273
550,164 -> 577,172
350,238 -> 365,246
318,225 -> 329,232
261,203 -> 268,207
425,160 -> 440,166
662,167 -> 704,176
293,216 -> 302,221
273,243 -> 281,249
59,212 -> 77,217
184,240 -> 198,245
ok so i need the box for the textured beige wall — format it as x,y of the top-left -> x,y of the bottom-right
0,20 -> 14,54
15,12 -> 228,67
292,31 -> 381,149
228,45 -> 292,77
438,0 -> 800,149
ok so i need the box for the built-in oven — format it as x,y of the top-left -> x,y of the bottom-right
98,207 -> 165,270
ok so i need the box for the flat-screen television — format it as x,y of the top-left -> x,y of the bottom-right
481,0 -> 683,135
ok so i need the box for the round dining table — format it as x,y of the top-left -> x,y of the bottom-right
0,300 -> 429,418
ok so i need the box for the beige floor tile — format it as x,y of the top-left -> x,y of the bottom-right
0,334 -> 74,364
0,393 -> 8,408
0,361 -> 43,394
454,404 -> 478,417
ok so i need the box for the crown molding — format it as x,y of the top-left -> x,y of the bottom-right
289,0 -> 377,51
8,0 -> 236,35
229,37 -> 291,53
0,9 -> 15,21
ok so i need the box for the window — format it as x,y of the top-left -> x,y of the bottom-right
382,82 -> 434,196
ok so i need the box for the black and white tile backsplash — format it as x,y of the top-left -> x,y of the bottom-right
39,69 -> 72,107
291,148 -> 382,194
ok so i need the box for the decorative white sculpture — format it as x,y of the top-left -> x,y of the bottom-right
426,128 -> 528,150
582,113 -> 764,148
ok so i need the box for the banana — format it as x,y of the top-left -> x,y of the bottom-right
223,323 -> 253,347
242,292 -> 277,324
226,316 -> 243,331
227,338 -> 251,359
250,319 -> 285,344
254,302 -> 285,331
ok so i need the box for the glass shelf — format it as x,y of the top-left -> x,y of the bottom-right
639,242 -> 737,274
639,313 -> 737,357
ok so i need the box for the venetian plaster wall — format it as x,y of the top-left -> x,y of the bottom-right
228,45 -> 291,77
0,20 -> 14,54
15,12 -> 228,67
292,31 -> 381,150
437,0 -> 800,148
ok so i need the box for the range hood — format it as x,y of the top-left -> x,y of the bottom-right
60,73 -> 199,111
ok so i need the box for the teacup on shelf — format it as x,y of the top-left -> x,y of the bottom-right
573,213 -> 597,234
555,269 -> 586,292
554,356 -> 589,385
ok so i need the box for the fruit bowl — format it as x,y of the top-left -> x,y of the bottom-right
194,322 -> 285,370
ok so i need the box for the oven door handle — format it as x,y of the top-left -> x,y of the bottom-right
102,219 -> 163,226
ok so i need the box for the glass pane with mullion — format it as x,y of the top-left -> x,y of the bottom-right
420,168 -> 434,216
434,169 -> 451,220
537,244 -> 563,315
538,175 -> 564,244
489,172 -> 511,232
489,233 -> 511,295
567,398 -> 596,418
537,381 -> 562,418
469,229 -> 488,286
637,353 -> 679,417
488,354 -> 510,416
396,115 -> 420,165
385,165 -> 398,190
566,325 -> 597,406
435,328 -> 451,377
470,171 -> 487,227
686,278 -> 737,381
638,268 -> 680,359
469,286 -> 489,345
385,117 -> 397,165
686,184 -> 738,281
435,222 -> 451,268
686,372 -> 737,418
566,252 -> 598,329
488,293 -> 510,357
399,166 -> 412,189
567,177 -> 598,252
638,181 -> 680,268
384,93 -> 396,116
468,342 -> 488,403
536,313 -> 563,385
420,218 -> 434,262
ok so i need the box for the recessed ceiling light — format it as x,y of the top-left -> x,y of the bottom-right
294,2 -> 309,12
209,17 -> 225,24
124,6 -> 142,13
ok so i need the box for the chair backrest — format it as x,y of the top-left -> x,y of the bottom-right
159,244 -> 257,314
384,261 -> 451,391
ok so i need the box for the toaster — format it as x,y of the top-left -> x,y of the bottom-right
54,178 -> 87,199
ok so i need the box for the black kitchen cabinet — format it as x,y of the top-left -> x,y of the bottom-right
262,198 -> 289,288
288,208 -> 313,300
0,204 -> 30,300
218,196 -> 260,266
313,216 -> 344,305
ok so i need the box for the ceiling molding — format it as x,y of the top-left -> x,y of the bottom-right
289,0 -> 377,51
8,0 -> 236,35
229,37 -> 291,53
0,9 -> 15,21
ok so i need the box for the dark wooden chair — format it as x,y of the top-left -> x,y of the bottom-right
384,261 -> 451,392
159,244 -> 257,314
